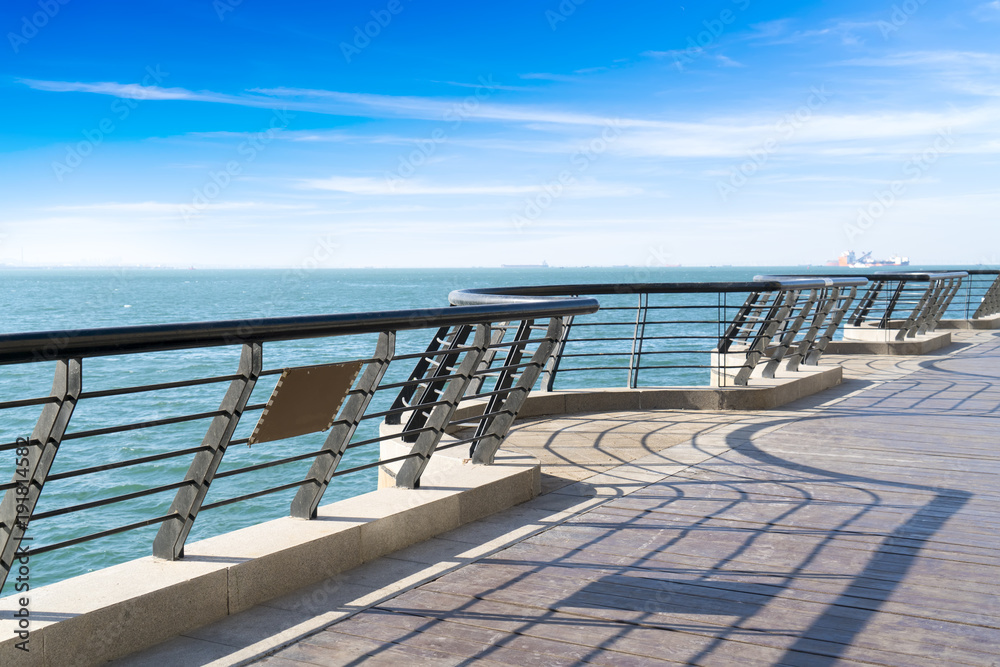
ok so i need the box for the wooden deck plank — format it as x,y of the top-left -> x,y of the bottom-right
256,333 -> 1000,666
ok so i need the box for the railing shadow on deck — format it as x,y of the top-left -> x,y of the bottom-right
352,397 -> 974,666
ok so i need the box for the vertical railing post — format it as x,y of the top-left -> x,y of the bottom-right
805,286 -> 857,365
718,291 -> 763,354
540,315 -> 574,392
385,325 -> 455,425
787,287 -> 834,372
627,293 -> 649,389
465,323 -> 511,397
974,273 -> 1000,318
471,317 -> 564,464
290,331 -> 395,520
152,342 -> 261,560
923,277 -> 961,333
469,319 -> 532,444
395,325 -> 488,489
895,281 -> 934,340
763,289 -> 817,378
733,289 -> 798,386
849,281 -> 883,326
0,358 -> 81,592
879,280 -> 906,330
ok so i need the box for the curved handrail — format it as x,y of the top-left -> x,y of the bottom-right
756,271 -> 967,282
0,298 -> 600,365
450,280 -> 798,306
873,270 -> 968,280
752,276 -> 869,288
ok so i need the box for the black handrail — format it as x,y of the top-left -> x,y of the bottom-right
0,298 -> 599,365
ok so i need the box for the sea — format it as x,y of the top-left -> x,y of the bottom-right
0,265 -> 978,593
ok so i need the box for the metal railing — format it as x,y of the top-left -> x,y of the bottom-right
451,277 -> 866,390
0,296 -> 598,593
950,269 -> 1000,320
758,271 -> 969,341
0,274 -> 881,595
846,271 -> 966,340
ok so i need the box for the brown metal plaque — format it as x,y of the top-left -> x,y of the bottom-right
248,360 -> 364,445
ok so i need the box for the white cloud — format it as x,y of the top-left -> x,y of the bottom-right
44,201 -> 311,214
297,176 -> 641,197
973,1 -> 1000,21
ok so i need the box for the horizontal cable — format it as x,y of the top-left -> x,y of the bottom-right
330,450 -> 421,477
78,373 -> 242,400
447,408 -> 510,427
27,513 -> 177,556
0,395 -> 58,410
31,480 -> 192,520
374,373 -> 465,392
343,424 -> 438,449
362,398 -> 452,421
44,445 -> 209,482
213,449 -> 328,479
200,479 -> 309,511
62,409 -> 227,440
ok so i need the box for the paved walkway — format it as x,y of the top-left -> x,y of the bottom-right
122,331 -> 1000,666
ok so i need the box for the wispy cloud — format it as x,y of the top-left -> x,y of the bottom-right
840,50 -> 1000,97
841,50 -> 1000,69
518,72 -> 580,83
19,79 -> 254,104
44,201 -> 312,214
297,176 -> 641,197
715,55 -> 745,68
973,1 -> 1000,21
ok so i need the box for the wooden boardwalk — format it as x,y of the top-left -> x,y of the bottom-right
253,332 -> 1000,666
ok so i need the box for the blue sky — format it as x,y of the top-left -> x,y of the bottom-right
1,0 -> 998,268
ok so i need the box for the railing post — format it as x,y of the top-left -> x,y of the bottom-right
923,277 -> 961,333
471,317 -> 564,464
540,315 -> 574,392
805,286 -> 856,365
718,291 -> 764,354
733,289 -> 797,386
895,281 -> 934,340
628,293 -> 649,389
465,323 -> 512,397
973,273 -> 1000,319
385,325 -> 455,425
763,289 -> 817,378
0,358 -> 81,592
152,342 -> 261,560
849,281 -> 883,326
787,287 -> 835,372
290,331 -> 395,520
395,324 -> 489,489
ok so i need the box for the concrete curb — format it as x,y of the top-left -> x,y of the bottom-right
0,450 -> 539,666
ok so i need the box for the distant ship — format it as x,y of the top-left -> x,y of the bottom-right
826,251 -> 909,268
501,261 -> 549,268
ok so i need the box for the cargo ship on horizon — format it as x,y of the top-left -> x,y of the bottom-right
826,251 -> 909,268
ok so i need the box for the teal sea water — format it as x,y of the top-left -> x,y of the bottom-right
0,265 -> 974,592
